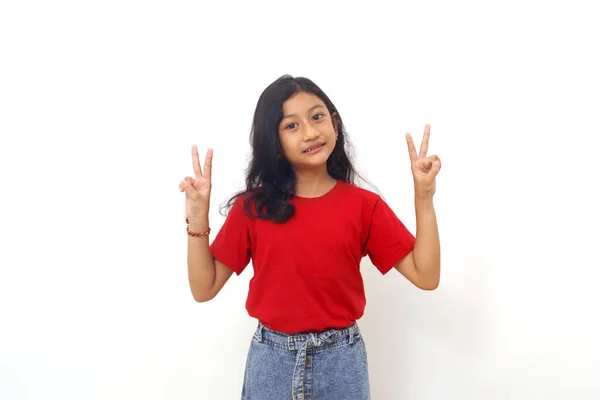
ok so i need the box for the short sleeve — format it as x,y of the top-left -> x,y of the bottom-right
364,197 -> 416,275
209,198 -> 252,275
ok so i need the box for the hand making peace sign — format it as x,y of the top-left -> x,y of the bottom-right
179,145 -> 213,218
405,124 -> 441,198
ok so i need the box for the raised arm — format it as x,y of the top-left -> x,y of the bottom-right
394,125 -> 441,290
180,146 -> 234,301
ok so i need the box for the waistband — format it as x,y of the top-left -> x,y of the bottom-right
253,321 -> 361,350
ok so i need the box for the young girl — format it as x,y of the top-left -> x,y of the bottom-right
179,75 -> 441,400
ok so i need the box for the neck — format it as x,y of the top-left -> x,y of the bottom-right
293,166 -> 337,198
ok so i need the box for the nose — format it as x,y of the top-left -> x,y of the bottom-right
303,124 -> 320,141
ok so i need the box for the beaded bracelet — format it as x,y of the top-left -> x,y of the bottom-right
185,216 -> 211,238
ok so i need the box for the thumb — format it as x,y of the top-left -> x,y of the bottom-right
428,159 -> 441,177
181,180 -> 198,200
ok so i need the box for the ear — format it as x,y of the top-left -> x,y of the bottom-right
331,111 -> 340,135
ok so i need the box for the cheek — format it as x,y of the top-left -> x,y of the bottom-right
325,122 -> 337,137
278,134 -> 296,156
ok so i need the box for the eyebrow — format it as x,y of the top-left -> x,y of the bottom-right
282,104 -> 325,120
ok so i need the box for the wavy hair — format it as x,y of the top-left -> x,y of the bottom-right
222,75 -> 364,223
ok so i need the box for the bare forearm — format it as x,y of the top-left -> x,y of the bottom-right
413,195 -> 440,285
187,213 -> 217,301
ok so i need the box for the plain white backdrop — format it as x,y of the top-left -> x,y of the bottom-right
1,0 -> 598,399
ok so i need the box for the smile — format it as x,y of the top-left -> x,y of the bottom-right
303,143 -> 325,153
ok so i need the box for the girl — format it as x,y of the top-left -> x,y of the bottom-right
179,75 -> 441,400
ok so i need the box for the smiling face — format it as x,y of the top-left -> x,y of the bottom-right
278,91 -> 338,172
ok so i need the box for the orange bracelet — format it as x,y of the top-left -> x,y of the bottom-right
185,216 -> 211,238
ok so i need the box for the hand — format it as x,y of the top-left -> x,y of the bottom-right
179,145 -> 213,218
405,124 -> 441,198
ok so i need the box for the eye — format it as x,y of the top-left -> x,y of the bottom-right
285,122 -> 298,130
312,113 -> 325,121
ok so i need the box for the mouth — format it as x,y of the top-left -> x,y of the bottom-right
303,142 -> 326,153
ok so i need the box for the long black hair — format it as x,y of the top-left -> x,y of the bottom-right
222,75 -> 364,223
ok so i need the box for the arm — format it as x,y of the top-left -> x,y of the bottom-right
181,146 -> 234,303
395,125 -> 442,290
394,195 -> 440,290
187,214 -> 234,302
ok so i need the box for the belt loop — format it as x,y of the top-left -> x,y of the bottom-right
349,328 -> 354,344
254,322 -> 264,343
350,323 -> 358,344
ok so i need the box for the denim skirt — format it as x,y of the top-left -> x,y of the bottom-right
241,321 -> 370,400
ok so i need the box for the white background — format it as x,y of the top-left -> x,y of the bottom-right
1,0 -> 598,399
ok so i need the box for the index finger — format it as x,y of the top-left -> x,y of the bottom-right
419,124 -> 430,158
192,145 -> 202,178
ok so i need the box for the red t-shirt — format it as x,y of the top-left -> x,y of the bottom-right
209,180 -> 415,334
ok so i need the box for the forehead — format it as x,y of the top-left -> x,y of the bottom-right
281,92 -> 325,115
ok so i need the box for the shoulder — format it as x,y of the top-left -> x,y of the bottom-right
228,187 -> 270,221
337,180 -> 382,205
333,181 -> 386,222
224,190 -> 257,219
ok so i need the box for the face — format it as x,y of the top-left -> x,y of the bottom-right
278,92 -> 338,170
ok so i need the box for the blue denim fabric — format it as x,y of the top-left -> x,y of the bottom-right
241,321 -> 370,400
